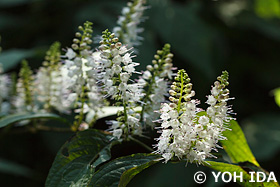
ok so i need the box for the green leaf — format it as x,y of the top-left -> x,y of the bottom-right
273,88 -> 280,107
89,153 -> 160,187
254,0 -> 280,19
0,14 -> 21,29
221,120 -> 259,166
45,129 -> 118,187
207,161 -> 280,187
119,155 -> 160,187
151,1 -> 218,78
0,0 -> 42,7
243,113 -> 280,161
0,158 -> 34,178
0,49 -> 35,72
206,161 -> 255,187
0,112 -> 67,128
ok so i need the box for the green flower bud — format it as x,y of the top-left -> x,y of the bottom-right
154,54 -> 160,60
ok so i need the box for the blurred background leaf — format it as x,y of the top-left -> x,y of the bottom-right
0,0 -> 39,7
0,0 -> 280,186
254,0 -> 280,19
0,49 -> 35,72
243,113 -> 280,161
273,88 -> 280,107
0,158 -> 34,177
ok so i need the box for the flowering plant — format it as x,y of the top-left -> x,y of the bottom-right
0,0 -> 278,186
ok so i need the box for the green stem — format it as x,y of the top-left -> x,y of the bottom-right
177,71 -> 184,113
130,136 -> 154,152
75,85 -> 86,128
36,124 -> 73,132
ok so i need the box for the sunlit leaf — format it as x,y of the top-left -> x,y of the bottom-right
273,88 -> 280,107
221,120 -> 259,166
207,161 -> 254,186
208,161 -> 280,187
254,0 -> 280,19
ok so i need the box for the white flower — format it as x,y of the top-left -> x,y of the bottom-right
98,31 -> 144,139
0,65 -> 11,114
113,0 -> 147,48
65,48 -> 76,59
198,116 -> 209,125
120,72 -> 130,83
113,129 -> 123,139
206,95 -> 217,106
34,64 -> 76,113
155,70 -> 233,165
160,113 -> 170,120
143,70 -> 151,79
138,44 -> 174,128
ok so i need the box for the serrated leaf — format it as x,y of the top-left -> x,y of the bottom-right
221,120 -> 259,166
45,129 -> 118,187
89,153 -> 160,187
0,112 -> 67,128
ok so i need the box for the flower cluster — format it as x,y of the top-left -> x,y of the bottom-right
98,29 -> 144,139
13,60 -> 37,113
0,36 -> 11,115
0,64 -> 11,115
139,44 -> 175,127
155,70 -> 233,165
206,71 -> 234,129
0,0 -> 149,132
64,21 -> 104,130
35,42 -> 74,113
113,0 -> 147,48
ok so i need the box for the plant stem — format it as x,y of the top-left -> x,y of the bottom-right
177,71 -> 184,113
36,124 -> 73,132
130,136 -> 153,152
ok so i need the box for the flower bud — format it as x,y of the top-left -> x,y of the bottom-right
169,90 -> 177,96
112,37 -> 119,42
146,65 -> 153,71
116,42 -> 122,48
73,38 -> 80,44
154,54 -> 160,60
75,32 -> 82,37
71,44 -> 79,50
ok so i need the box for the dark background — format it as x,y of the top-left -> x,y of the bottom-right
0,0 -> 280,186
